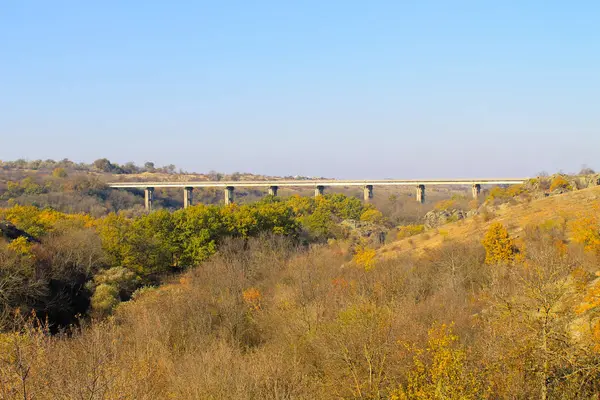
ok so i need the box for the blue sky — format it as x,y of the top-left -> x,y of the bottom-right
1,1 -> 599,178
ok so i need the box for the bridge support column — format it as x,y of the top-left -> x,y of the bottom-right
268,186 -> 278,196
184,187 -> 193,208
472,183 -> 481,199
224,186 -> 234,205
416,184 -> 425,204
363,185 -> 373,202
144,187 -> 155,211
315,185 -> 325,197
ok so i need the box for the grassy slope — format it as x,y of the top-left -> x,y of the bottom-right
379,186 -> 600,258
137,187 -> 600,308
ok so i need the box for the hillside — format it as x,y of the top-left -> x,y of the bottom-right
3,178 -> 600,398
4,164 -> 600,398
380,185 -> 600,259
0,158 -> 473,224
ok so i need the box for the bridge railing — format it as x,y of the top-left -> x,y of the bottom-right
107,178 -> 529,210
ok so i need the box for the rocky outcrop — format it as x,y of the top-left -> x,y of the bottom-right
340,220 -> 387,244
0,221 -> 38,242
578,174 -> 600,188
523,174 -> 600,198
423,209 -> 467,230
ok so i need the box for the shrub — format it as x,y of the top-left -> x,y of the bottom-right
391,323 -> 488,399
242,287 -> 262,310
91,283 -> 120,315
434,199 -> 457,211
481,208 -> 496,222
570,216 -> 600,254
397,224 -> 425,239
130,286 -> 157,300
482,222 -> 517,264
360,208 -> 384,224
6,236 -> 33,256
352,244 -> 376,271
52,167 -> 68,178
487,185 -> 525,201
549,176 -> 572,192
90,266 -> 139,299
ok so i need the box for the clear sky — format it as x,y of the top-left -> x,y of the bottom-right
1,1 -> 599,178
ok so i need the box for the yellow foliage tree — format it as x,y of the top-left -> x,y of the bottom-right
52,167 -> 68,178
6,236 -> 33,257
360,208 -> 384,224
575,277 -> 600,353
482,222 -> 516,264
397,224 -> 425,239
391,323 -> 488,399
569,216 -> 600,254
353,245 -> 376,271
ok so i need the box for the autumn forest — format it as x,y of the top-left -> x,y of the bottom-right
2,160 -> 600,399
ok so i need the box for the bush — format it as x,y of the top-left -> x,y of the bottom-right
90,283 -> 120,315
434,199 -> 457,211
52,167 -> 68,178
352,244 -> 376,271
391,323 -> 488,399
486,185 -> 525,201
91,266 -> 139,298
570,216 -> 600,254
482,222 -> 517,264
549,176 -> 572,192
360,209 -> 384,224
397,224 -> 425,239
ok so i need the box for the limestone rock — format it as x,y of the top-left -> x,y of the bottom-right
423,209 -> 466,230
466,209 -> 479,218
340,220 -> 387,243
581,174 -> 600,188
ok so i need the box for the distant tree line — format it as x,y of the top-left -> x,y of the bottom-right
0,158 -> 178,175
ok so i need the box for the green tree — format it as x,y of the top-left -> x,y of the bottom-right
360,208 -> 385,224
144,161 -> 156,172
93,158 -> 114,172
326,193 -> 364,220
172,205 -> 225,267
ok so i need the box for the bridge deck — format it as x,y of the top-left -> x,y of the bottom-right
108,178 -> 528,189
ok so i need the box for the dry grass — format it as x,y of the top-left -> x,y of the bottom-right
379,186 -> 600,259
3,189 -> 600,398
0,236 -> 491,399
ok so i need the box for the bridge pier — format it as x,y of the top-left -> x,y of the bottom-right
268,185 -> 278,196
315,185 -> 325,197
144,187 -> 154,211
363,185 -> 373,202
184,187 -> 193,208
472,183 -> 481,199
224,186 -> 235,205
416,184 -> 425,204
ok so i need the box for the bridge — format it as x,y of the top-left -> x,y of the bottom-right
108,178 -> 529,210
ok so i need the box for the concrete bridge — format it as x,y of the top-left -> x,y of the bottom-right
108,179 -> 528,210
